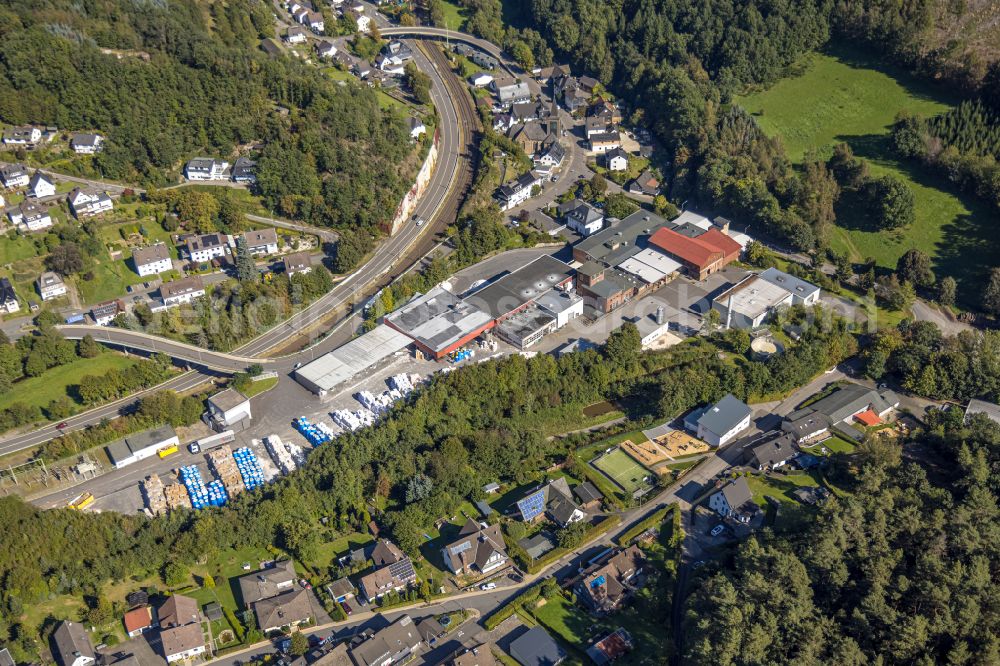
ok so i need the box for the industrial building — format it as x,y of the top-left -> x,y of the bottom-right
712,269 -> 821,329
466,255 -> 575,321
105,424 -> 179,469
294,324 -> 412,396
384,287 -> 495,360
205,388 -> 252,431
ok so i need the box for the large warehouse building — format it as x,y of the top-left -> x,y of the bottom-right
293,324 -> 413,396
464,255 -> 575,321
383,287 -> 496,360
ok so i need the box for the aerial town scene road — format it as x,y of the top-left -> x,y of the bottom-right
0,0 -> 996,665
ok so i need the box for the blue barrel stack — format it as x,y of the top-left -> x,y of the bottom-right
234,446 -> 264,490
180,465 -> 209,510
294,416 -> 333,446
206,479 -> 228,507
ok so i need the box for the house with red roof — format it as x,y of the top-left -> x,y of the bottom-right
648,226 -> 741,280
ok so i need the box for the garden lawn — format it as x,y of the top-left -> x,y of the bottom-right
436,0 -> 467,30
735,50 -> 1000,300
306,532 -> 374,573
745,471 -> 825,506
78,258 -> 154,304
0,234 -> 40,264
242,376 -> 278,398
0,353 -> 138,411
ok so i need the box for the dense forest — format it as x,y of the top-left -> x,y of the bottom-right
0,0 -> 414,235
0,309 -> 855,661
684,411 -> 1000,665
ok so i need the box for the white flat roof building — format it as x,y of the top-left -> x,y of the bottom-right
616,248 -> 681,284
294,324 -> 413,396
713,275 -> 794,330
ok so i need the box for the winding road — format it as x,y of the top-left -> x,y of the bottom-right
0,33 -> 483,456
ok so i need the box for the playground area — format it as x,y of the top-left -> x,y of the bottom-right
621,439 -> 670,470
647,428 -> 709,459
592,447 -> 651,494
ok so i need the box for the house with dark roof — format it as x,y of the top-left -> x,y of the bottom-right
515,477 -> 585,527
52,621 -> 95,666
283,251 -> 313,276
71,133 -> 104,154
509,627 -> 565,666
27,170 -> 55,198
357,557 -> 417,602
687,394 -> 752,447
158,594 -> 200,628
186,233 -> 227,263
746,432 -> 798,471
797,384 -> 899,426
371,539 -> 406,566
328,577 -> 355,603
238,559 -> 297,607
0,647 -> 14,666
254,588 -> 313,633
415,617 -> 446,645
440,519 -> 508,575
966,399 -> 1000,426
627,169 -> 659,196
132,243 -> 173,277
161,623 -> 206,663
0,278 -> 18,314
781,410 -> 831,443
243,228 -> 279,256
160,275 -> 206,307
563,200 -> 604,236
349,615 -> 422,666
519,532 -> 556,560
573,481 -> 603,508
231,156 -> 257,183
0,163 -> 30,188
708,477 -> 754,520
575,546 -> 645,614
184,157 -> 229,181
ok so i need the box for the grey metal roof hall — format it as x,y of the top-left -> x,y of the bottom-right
465,255 -> 574,319
697,394 -> 751,437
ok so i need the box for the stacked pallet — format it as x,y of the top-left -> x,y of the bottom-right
164,482 -> 192,510
207,445 -> 245,498
143,474 -> 167,515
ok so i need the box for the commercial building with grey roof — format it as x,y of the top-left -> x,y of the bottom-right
384,287 -> 494,360
105,424 -> 179,469
690,394 -> 752,447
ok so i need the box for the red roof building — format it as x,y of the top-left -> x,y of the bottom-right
648,227 -> 742,280
854,409 -> 882,427
123,605 -> 155,637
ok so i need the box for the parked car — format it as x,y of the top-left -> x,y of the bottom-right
480,582 -> 497,590
710,524 -> 725,537
340,601 -> 353,616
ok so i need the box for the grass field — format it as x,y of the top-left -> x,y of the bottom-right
593,448 -> 649,494
735,50 -> 1000,299
0,234 -> 40,265
0,353 -> 137,411
436,0 -> 468,31
745,470 -> 825,506
242,376 -> 278,398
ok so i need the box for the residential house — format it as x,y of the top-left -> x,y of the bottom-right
243,228 -> 279,256
231,156 -> 257,184
469,72 -> 494,87
385,41 -> 413,60
315,40 -> 338,59
161,624 -> 206,663
238,559 -> 297,607
376,53 -> 406,75
285,26 -> 309,43
585,114 -> 611,138
557,76 -> 589,112
409,117 -> 427,139
708,477 -> 754,520
123,605 -> 155,637
588,131 -> 621,153
790,384 -> 900,428
562,199 -> 604,236
348,615 -> 422,666
535,141 -> 565,167
780,410 -> 832,444
52,621 -> 96,666
494,171 -> 542,211
347,10 -> 371,33
371,539 -> 406,566
254,588 -> 313,633
283,251 -> 313,276
686,394 -> 752,447
3,126 -> 41,146
8,201 -> 53,232
586,629 -> 633,666
91,299 -> 125,326
493,79 -> 531,108
27,171 -> 55,198
205,387 -> 252,431
515,477 -> 585,527
746,432 -> 798,471
509,627 -> 565,666
440,518 -> 508,576
415,617 -> 446,645
0,278 -> 17,315
604,147 -> 628,172
0,164 -> 30,188
306,10 -> 325,33
357,556 -> 417,602
132,243 -> 173,277
966,398 -> 1000,426
648,226 -> 741,281
70,133 -> 104,154
158,594 -> 201,629
589,100 -> 622,125
68,188 -> 114,218
627,169 -> 660,196
184,157 -> 229,181
578,75 -> 600,94
575,546 -> 645,614
292,7 -> 309,24
37,271 -> 68,301
160,275 -> 206,307
186,233 -> 227,264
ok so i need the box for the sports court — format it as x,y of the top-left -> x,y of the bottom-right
592,448 -> 650,494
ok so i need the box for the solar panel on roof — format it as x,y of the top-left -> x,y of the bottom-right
389,559 -> 415,578
517,489 -> 546,521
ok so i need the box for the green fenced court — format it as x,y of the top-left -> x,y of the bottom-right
592,448 -> 650,494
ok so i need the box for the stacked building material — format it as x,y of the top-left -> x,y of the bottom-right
143,473 -> 167,515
